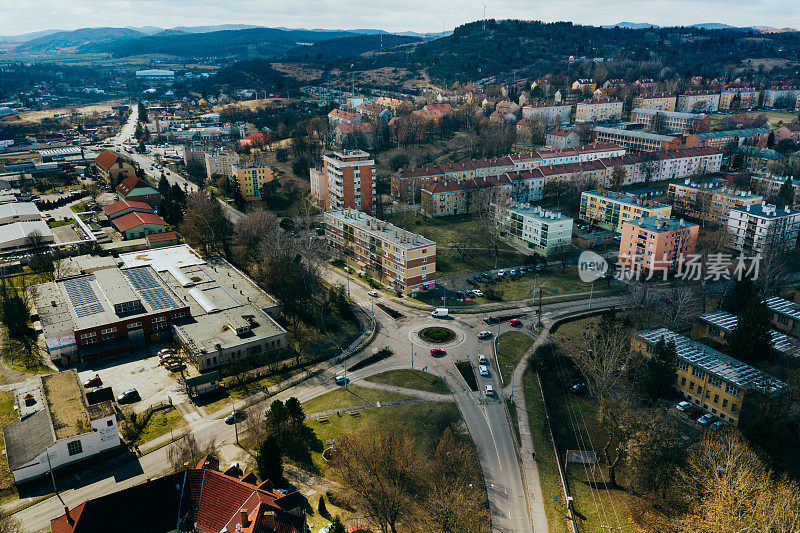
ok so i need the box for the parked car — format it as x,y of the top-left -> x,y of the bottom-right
474,275 -> 483,282
697,413 -> 717,426
157,348 -> 175,358
710,421 -> 726,431
685,406 -> 702,418
165,361 -> 185,372
479,365 -> 490,376
509,269 -> 518,276
497,271 -> 505,278
477,331 -> 492,340
117,389 -> 140,404
676,401 -> 692,412
225,410 -> 246,424
83,374 -> 102,388
478,354 -> 488,364
334,375 -> 349,385
466,278 -> 477,286
430,348 -> 446,356
570,383 -> 588,395
484,315 -> 500,325
472,289 -> 484,297
484,384 -> 496,396
456,291 -> 465,299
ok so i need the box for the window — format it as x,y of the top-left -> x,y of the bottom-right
714,394 -> 719,404
722,399 -> 728,408
152,316 -> 166,324
81,332 -> 96,339
67,440 -> 83,456
127,322 -> 142,329
681,377 -> 686,386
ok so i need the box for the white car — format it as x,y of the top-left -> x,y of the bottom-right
477,330 -> 492,340
472,289 -> 484,297
479,365 -> 489,376
676,401 -> 692,412
334,375 -> 349,385
484,384 -> 496,396
497,271 -> 505,277
477,354 -> 488,364
368,290 -> 379,297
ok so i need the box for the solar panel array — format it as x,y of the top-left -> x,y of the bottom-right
122,268 -> 179,311
62,277 -> 106,318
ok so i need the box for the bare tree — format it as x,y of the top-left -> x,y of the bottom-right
167,433 -> 217,472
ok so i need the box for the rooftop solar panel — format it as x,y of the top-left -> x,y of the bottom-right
62,276 -> 106,318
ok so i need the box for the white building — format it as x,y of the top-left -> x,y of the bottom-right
0,202 -> 41,225
494,203 -> 573,256
727,203 -> 800,254
203,151 -> 240,181
521,102 -> 573,125
135,69 -> 175,82
2,370 -> 119,484
676,91 -> 720,112
0,220 -> 53,254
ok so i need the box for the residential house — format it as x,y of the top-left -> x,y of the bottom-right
94,150 -> 135,183
630,108 -> 710,134
101,199 -> 155,220
494,203 -> 573,256
356,102 -> 392,123
572,79 -> 597,93
750,174 -> 800,199
579,189 -> 672,232
321,150 -> 375,214
692,310 -> 800,362
774,123 -> 800,144
631,93 -> 677,112
112,211 -> 169,240
676,90 -> 721,112
327,109 -> 360,126
685,128 -> 770,150
545,127 -> 580,148
575,99 -> 623,122
618,216 -> 699,275
762,86 -> 800,108
203,150 -> 239,181
521,101 -> 572,125
666,179 -> 763,225
719,85 -> 760,110
593,126 -> 682,152
334,122 -> 376,149
727,202 -> 800,253
115,176 -> 161,207
232,164 -> 273,201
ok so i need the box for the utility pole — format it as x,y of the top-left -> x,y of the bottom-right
588,281 -> 594,311
46,449 -> 66,507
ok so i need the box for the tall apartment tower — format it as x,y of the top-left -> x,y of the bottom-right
321,150 -> 375,214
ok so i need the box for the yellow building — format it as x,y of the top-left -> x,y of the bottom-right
579,189 -> 672,232
691,310 -> 800,361
631,93 -> 677,112
575,99 -> 623,123
632,328 -> 787,426
232,164 -> 274,201
666,179 -> 763,225
719,87 -> 760,110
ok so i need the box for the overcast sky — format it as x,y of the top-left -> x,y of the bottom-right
0,0 -> 797,36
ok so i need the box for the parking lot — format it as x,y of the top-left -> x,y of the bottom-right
76,345 -> 187,413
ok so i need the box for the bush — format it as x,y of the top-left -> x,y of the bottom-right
389,153 -> 410,171
484,287 -> 504,301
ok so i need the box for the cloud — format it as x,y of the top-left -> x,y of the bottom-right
0,0 -> 795,36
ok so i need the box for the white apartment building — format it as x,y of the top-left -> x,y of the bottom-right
203,151 -> 240,181
575,99 -> 623,123
494,203 -> 573,256
727,203 -> 800,254
521,102 -> 573,125
676,91 -> 720,112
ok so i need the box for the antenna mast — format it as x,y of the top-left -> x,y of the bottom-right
483,5 -> 486,32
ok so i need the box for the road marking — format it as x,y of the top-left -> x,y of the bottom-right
479,402 -> 503,471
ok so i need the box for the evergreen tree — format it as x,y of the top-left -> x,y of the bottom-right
318,495 -> 329,518
646,339 -> 677,400
777,177 -> 795,207
233,184 -> 246,211
726,295 -> 772,365
721,277 -> 757,314
328,517 -> 346,533
256,436 -> 283,486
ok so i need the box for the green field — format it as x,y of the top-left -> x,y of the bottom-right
496,331 -> 535,384
365,369 -> 450,395
301,384 -> 412,415
135,407 -> 186,444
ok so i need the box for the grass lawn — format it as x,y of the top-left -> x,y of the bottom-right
552,315 -> 604,353
301,384 -> 413,415
70,200 -> 90,213
365,369 -> 450,395
202,371 -> 297,414
0,392 -> 18,500
496,331 -> 535,384
135,407 -> 186,444
47,219 -> 73,228
488,266 -> 596,301
709,111 -> 797,129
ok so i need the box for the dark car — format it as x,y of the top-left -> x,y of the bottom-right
484,315 -> 500,325
570,383 -> 588,395
466,278 -> 477,286
83,374 -> 102,388
456,291 -> 465,299
685,406 -> 703,419
117,389 -> 140,404
474,275 -> 483,282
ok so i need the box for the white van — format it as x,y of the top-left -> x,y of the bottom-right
431,308 -> 449,318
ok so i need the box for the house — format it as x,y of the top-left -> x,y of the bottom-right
49,454 -> 307,533
334,122 -> 376,149
327,109 -> 360,126
762,86 -> 800,108
580,189 -> 672,232
618,216 -> 699,275
94,150 -> 135,183
572,79 -> 597,93
115,176 -> 161,206
765,296 -> 800,338
774,123 -> 800,144
545,127 -> 580,148
631,93 -> 677,112
2,370 -> 119,484
111,211 -> 169,240
232,164 -> 274,201
676,90 -> 721,112
238,133 -> 267,148
422,103 -> 453,115
522,101 -> 572,125
101,199 -> 155,220
146,231 -> 179,249
738,146 -> 785,173
356,102 -> 392,123
719,85 -> 760,110
666,179 -> 763,225
632,328 -> 787,426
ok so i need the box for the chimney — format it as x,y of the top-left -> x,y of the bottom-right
240,509 -> 249,527
263,511 -> 276,529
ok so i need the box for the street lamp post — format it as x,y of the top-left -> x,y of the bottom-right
588,281 -> 594,311
230,397 -> 239,445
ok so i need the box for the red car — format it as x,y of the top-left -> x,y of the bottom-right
83,374 -> 102,388
509,318 -> 523,327
430,348 -> 446,356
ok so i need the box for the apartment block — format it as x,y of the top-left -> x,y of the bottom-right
232,164 -> 273,201
685,127 -> 770,149
594,126 -> 682,152
521,102 -> 573,125
719,86 -> 760,110
632,328 -> 787,426
494,204 -> 573,256
203,150 -> 239,181
545,127 -> 580,148
618,216 -> 699,275
676,90 -> 721,112
579,189 -> 672,232
322,150 -> 375,214
692,309 -> 800,362
324,209 -> 436,293
765,296 -> 800,338
750,173 -> 800,199
727,203 -> 800,254
421,172 -> 544,217
309,166 -> 325,207
575,99 -> 623,122
762,86 -> 800,108
666,179 -> 763,225
631,93 -> 677,112
629,108 -> 710,134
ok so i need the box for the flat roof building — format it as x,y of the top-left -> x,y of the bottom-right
580,189 -> 672,232
494,203 -> 573,256
618,216 -> 699,276
727,203 -> 800,254
667,179 -> 763,225
692,309 -> 800,362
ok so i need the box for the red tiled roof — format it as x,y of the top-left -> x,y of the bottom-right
547,127 -> 576,138
336,122 -> 375,135
328,109 -> 358,121
422,103 -> 452,113
102,199 -> 154,217
94,149 -> 119,171
146,231 -> 178,243
113,211 -> 168,232
116,176 -> 156,196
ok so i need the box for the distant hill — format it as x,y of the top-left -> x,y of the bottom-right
15,27 -> 145,53
0,29 -> 63,44
82,27 -> 360,58
284,34 -> 421,59
604,21 -> 795,33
